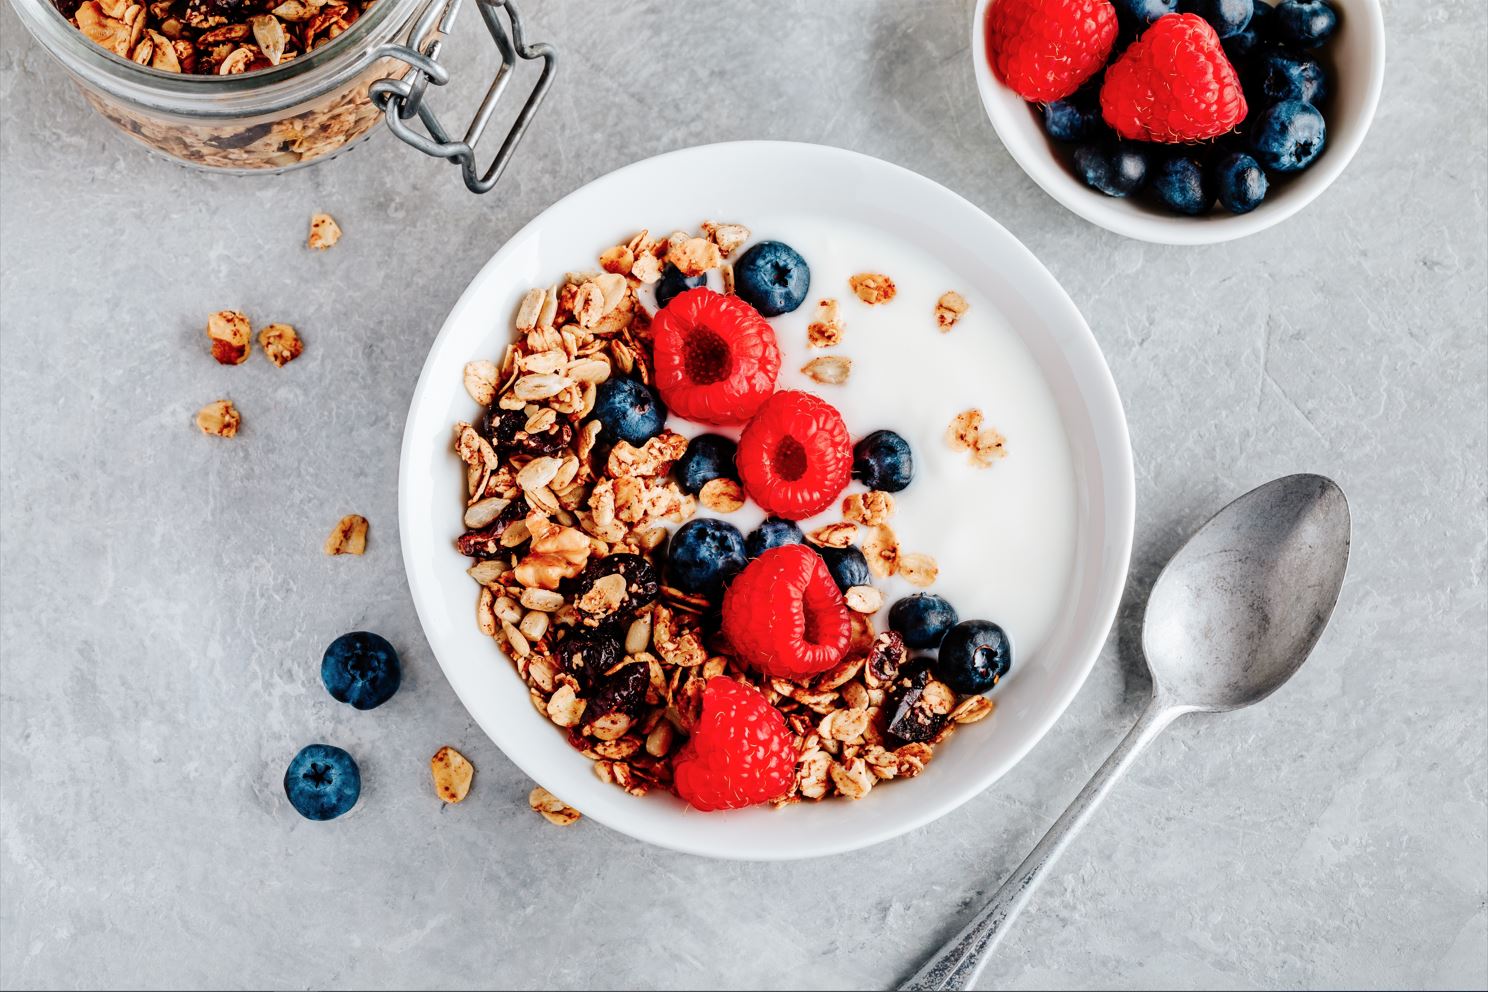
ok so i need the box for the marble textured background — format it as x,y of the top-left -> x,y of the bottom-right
2,0 -> 1485,989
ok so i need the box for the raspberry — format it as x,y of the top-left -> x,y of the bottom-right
651,287 -> 781,425
736,390 -> 852,521
1100,14 -> 1247,142
672,677 -> 796,811
986,0 -> 1118,103
721,545 -> 851,681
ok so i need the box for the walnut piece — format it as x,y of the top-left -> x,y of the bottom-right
307,212 -> 342,250
258,323 -> 303,367
195,400 -> 240,438
848,273 -> 897,305
324,514 -> 369,556
698,478 -> 744,513
207,310 -> 251,365
430,746 -> 474,804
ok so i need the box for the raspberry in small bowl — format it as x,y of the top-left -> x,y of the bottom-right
971,0 -> 1385,243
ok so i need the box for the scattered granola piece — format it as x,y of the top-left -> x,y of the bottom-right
801,355 -> 852,385
972,427 -> 1008,467
842,491 -> 895,527
848,272 -> 897,305
861,524 -> 900,579
195,400 -> 240,438
324,514 -> 369,556
935,291 -> 970,331
307,212 -> 341,250
430,746 -> 475,804
844,585 -> 883,614
806,298 -> 843,348
699,478 -> 745,513
206,310 -> 251,365
701,221 -> 751,256
667,236 -> 722,277
528,786 -> 581,826
899,552 -> 939,587
807,522 -> 857,549
258,323 -> 303,367
946,408 -> 984,452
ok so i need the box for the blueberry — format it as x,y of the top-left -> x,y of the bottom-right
1224,0 -> 1274,60
1213,151 -> 1270,213
888,593 -> 959,650
934,620 -> 1012,695
1041,84 -> 1104,143
1250,99 -> 1326,172
666,518 -> 747,599
590,377 -> 667,447
852,430 -> 914,492
1152,156 -> 1215,215
733,240 -> 810,317
1179,0 -> 1253,38
815,545 -> 870,593
655,263 -> 706,310
1255,50 -> 1327,104
675,433 -> 738,495
746,517 -> 804,558
1112,0 -> 1176,28
321,631 -> 401,710
284,744 -> 360,821
1073,142 -> 1151,197
1273,0 -> 1336,48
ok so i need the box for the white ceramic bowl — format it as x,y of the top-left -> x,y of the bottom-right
971,0 -> 1386,244
400,142 -> 1134,860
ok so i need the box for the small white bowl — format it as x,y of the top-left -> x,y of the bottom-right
971,0 -> 1386,244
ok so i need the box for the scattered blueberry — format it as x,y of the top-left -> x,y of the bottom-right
1255,50 -> 1327,104
1152,155 -> 1215,215
1074,142 -> 1151,197
1250,99 -> 1326,172
934,620 -> 1013,695
746,517 -> 804,558
675,433 -> 738,495
590,377 -> 667,447
1213,151 -> 1270,213
655,263 -> 706,310
1112,0 -> 1176,28
852,430 -> 914,492
1041,86 -> 1104,143
284,744 -> 361,821
321,631 -> 401,710
1179,0 -> 1254,38
666,518 -> 747,599
888,593 -> 959,650
733,240 -> 810,317
1273,0 -> 1337,49
815,545 -> 871,593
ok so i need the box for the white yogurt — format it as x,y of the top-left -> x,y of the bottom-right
663,218 -> 1079,668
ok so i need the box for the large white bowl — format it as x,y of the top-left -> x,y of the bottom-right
971,0 -> 1386,245
399,141 -> 1134,860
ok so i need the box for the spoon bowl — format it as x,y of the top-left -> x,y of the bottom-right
1142,474 -> 1352,712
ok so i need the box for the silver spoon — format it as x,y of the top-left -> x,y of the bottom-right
901,473 -> 1351,991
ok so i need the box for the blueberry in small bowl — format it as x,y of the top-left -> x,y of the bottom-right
746,517 -> 804,558
1213,151 -> 1269,213
675,433 -> 738,495
1250,99 -> 1327,172
1073,142 -> 1151,198
852,430 -> 914,492
1179,0 -> 1254,38
1112,0 -> 1176,29
321,631 -> 401,710
1273,0 -> 1337,49
1152,155 -> 1215,215
655,263 -> 706,310
284,744 -> 361,821
666,518 -> 748,599
590,376 -> 667,447
1041,83 -> 1104,143
815,544 -> 871,593
889,593 -> 959,650
1255,50 -> 1327,104
934,619 -> 1012,695
733,240 -> 810,317
1223,0 -> 1274,61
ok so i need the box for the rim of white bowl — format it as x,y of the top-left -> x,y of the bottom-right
970,0 -> 1387,245
399,141 -> 1136,859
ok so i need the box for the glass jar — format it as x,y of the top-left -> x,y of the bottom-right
9,0 -> 556,190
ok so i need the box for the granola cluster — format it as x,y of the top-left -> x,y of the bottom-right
453,223 -> 1000,813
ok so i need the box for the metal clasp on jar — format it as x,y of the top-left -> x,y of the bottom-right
370,0 -> 555,194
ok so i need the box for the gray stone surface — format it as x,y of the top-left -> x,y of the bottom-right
2,0 -> 1485,988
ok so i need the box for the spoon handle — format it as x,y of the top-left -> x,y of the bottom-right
899,698 -> 1183,991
